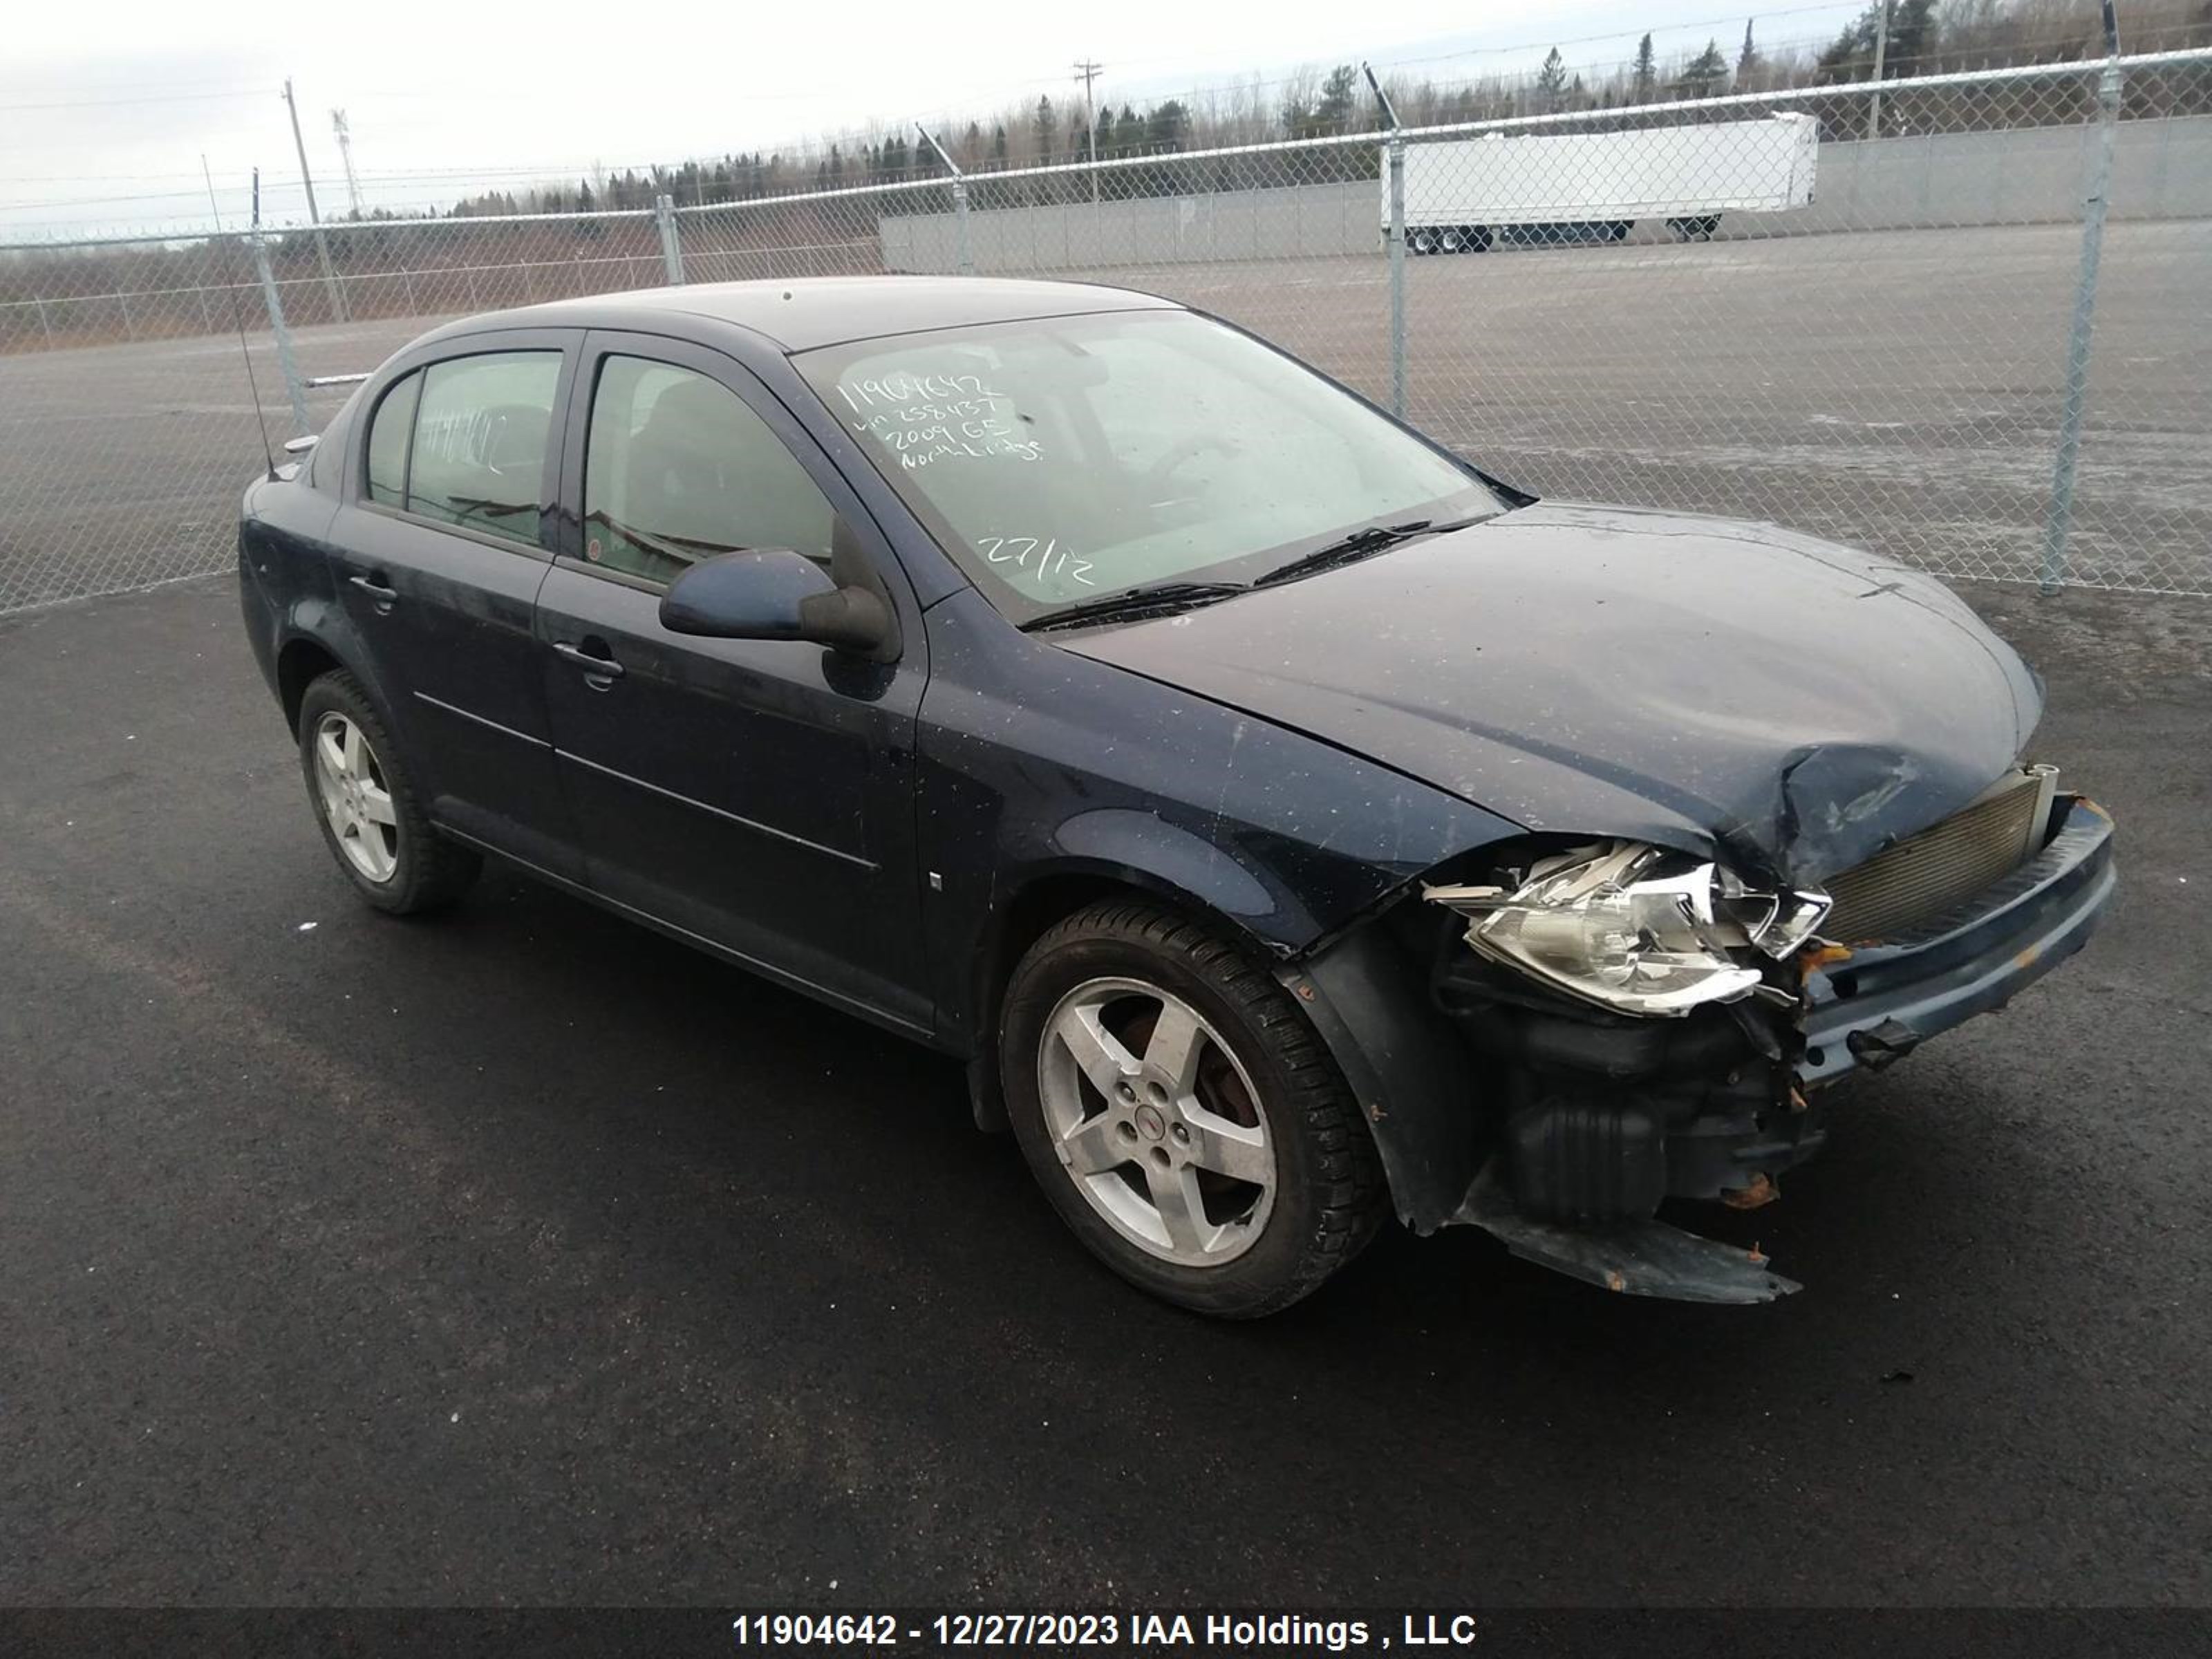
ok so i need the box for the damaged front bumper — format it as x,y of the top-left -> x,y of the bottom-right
1284,795 -> 2116,1305
1799,796 -> 2115,1086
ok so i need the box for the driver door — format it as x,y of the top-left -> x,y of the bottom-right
534,332 -> 931,1034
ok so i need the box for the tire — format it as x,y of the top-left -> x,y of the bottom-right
296,669 -> 480,915
1409,227 -> 1437,256
1000,899 -> 1387,1318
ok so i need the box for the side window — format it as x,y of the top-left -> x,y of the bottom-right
364,372 -> 419,507
405,352 -> 561,547
583,355 -> 838,586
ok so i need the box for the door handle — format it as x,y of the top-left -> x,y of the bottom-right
552,640 -> 625,680
349,574 -> 398,605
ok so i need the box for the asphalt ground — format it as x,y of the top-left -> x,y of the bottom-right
3,219 -> 2208,611
2,572 -> 2209,1613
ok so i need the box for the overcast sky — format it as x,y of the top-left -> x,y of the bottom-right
1,0 -> 1864,238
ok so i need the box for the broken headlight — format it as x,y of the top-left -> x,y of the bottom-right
1425,841 -> 1831,1018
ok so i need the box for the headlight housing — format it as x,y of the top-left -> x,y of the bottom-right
1425,841 -> 1831,1018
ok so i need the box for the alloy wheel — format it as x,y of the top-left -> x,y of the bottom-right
1036,975 -> 1277,1266
312,711 -> 400,883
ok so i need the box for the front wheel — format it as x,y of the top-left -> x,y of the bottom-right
1000,899 -> 1387,1318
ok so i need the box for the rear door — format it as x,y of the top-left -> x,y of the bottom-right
533,331 -> 931,1032
333,329 -> 583,877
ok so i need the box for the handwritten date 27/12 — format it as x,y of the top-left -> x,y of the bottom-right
977,536 -> 1094,588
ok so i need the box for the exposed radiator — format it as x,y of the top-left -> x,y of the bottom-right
1821,767 -> 2058,944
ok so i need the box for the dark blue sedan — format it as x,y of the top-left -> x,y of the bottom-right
237,276 -> 2115,1314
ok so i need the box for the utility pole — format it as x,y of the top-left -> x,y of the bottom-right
283,77 -> 347,321
331,109 -> 363,217
1866,0 -> 1891,139
1073,58 -> 1102,205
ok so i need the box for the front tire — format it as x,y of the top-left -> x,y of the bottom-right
1000,899 -> 1387,1318
297,670 -> 480,915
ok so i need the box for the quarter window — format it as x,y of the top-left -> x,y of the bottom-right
582,355 -> 838,585
364,372 -> 420,508
403,352 -> 561,546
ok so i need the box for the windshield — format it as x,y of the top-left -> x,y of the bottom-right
795,308 -> 1499,625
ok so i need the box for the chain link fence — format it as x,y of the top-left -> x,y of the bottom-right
3,50 -> 2208,614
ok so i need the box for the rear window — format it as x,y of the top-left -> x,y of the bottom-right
366,351 -> 560,547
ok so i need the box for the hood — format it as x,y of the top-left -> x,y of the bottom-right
1061,502 -> 2042,885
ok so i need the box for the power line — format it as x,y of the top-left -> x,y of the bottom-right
0,88 -> 270,113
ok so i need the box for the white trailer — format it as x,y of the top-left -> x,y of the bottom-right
1384,114 -> 1818,252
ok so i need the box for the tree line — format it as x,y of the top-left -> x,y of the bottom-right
428,0 -> 2210,219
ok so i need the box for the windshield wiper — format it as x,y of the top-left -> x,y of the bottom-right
1253,516 -> 1481,588
1020,581 -> 1250,634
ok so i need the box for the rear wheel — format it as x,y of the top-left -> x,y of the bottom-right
297,671 -> 480,915
1409,226 -> 1438,255
1000,899 -> 1387,1318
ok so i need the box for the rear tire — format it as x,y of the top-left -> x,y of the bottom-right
1000,899 -> 1387,1318
297,670 -> 480,916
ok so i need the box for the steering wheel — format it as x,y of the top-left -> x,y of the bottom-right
1141,433 -> 1240,491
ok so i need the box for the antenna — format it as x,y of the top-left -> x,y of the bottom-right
331,109 -> 364,216
203,156 -> 279,481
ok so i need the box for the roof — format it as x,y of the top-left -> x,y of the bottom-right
440,275 -> 1183,354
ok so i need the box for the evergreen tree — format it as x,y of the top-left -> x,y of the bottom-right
1738,17 -> 1760,83
1680,38 -> 1730,96
1633,32 -> 1657,100
1537,47 -> 1568,108
1315,63 -> 1360,133
1819,1 -> 1936,81
1147,100 -> 1190,149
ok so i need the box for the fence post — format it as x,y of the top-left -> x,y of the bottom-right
655,195 -> 686,285
1367,64 -> 1408,420
917,123 -> 974,276
2040,6 -> 2124,596
950,178 -> 975,275
250,232 -> 313,438
34,297 -> 53,348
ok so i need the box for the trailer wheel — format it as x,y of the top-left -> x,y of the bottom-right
1608,221 -> 1632,242
1409,227 -> 1438,255
1438,226 -> 1466,254
1469,225 -> 1492,252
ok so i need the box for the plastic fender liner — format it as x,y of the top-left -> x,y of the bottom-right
1277,923 -> 1479,1235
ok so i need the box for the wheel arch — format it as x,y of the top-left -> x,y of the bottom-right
276,635 -> 347,734
960,855 -> 1299,1135
271,605 -> 399,740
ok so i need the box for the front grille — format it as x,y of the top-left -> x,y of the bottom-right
1821,769 -> 2053,944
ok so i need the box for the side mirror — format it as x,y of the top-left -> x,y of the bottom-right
659,547 -> 892,654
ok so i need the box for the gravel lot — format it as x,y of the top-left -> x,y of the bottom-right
2,573 -> 2209,1610
3,219 -> 2207,611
